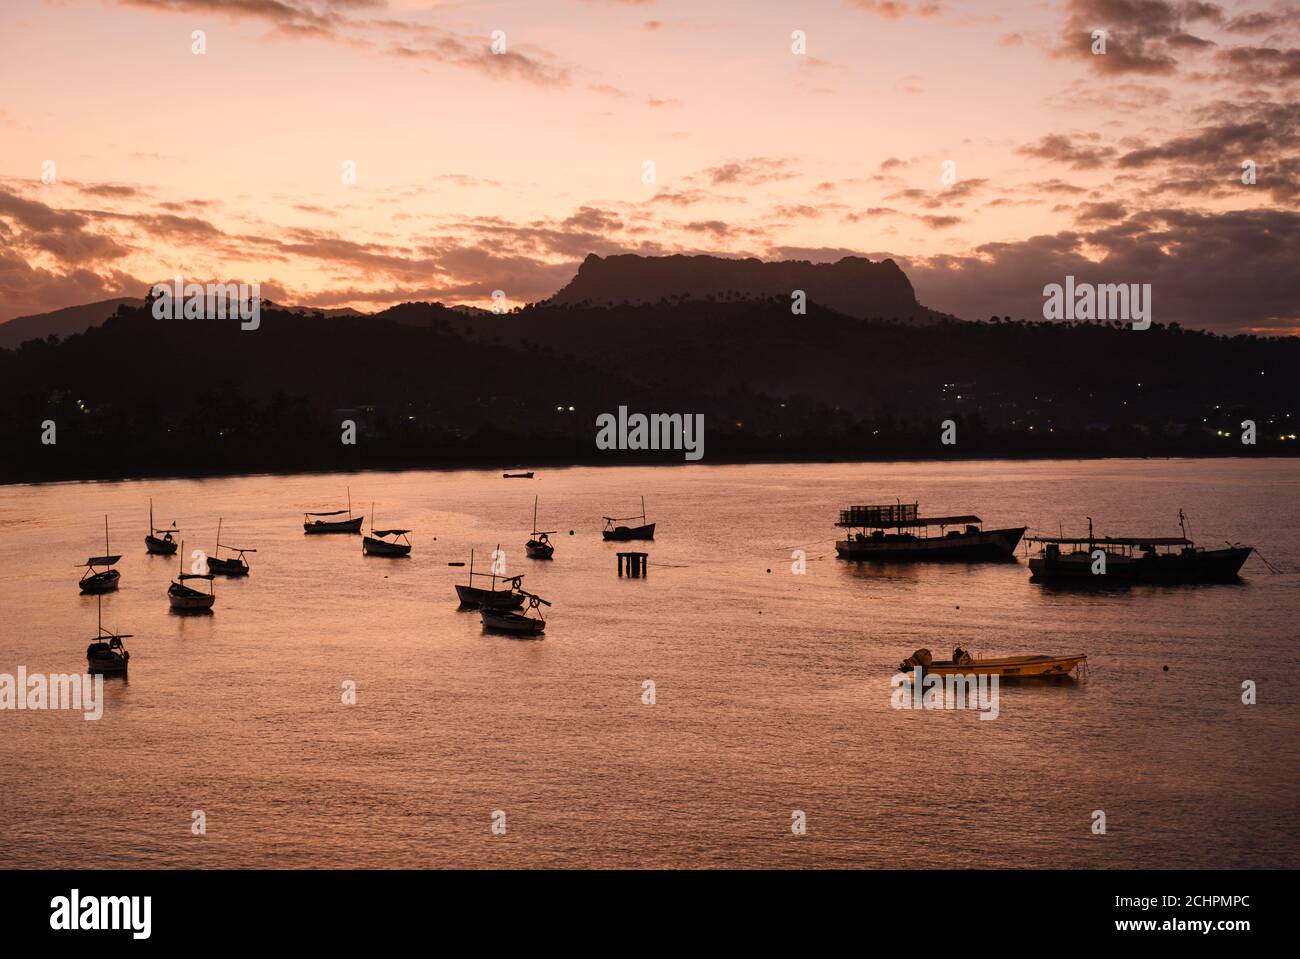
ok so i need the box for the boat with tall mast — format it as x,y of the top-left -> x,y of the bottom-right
1026,511 -> 1251,585
526,496 -> 555,559
454,548 -> 526,609
602,496 -> 655,541
834,502 -> 1025,561
86,595 -> 130,675
206,518 -> 255,576
362,503 -> 412,557
144,499 -> 180,555
304,486 -> 364,534
481,590 -> 550,636
167,541 -> 216,612
78,516 -> 121,594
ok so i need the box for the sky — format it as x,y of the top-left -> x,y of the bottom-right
0,0 -> 1297,332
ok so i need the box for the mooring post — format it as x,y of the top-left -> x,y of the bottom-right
617,552 -> 648,577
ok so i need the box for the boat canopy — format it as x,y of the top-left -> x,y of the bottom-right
836,512 -> 981,528
372,529 -> 410,536
179,572 -> 215,580
305,509 -> 350,516
1027,535 -> 1191,546
82,555 -> 121,566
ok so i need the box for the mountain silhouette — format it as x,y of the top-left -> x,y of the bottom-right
545,253 -> 939,322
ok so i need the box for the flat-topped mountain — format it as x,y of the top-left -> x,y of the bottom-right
545,253 -> 937,322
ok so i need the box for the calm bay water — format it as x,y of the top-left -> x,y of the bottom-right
1,459 -> 1297,868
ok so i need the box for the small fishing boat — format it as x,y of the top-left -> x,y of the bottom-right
503,470 -> 534,479
144,499 -> 180,555
167,541 -> 216,612
78,516 -> 121,594
455,548 -> 525,609
481,590 -> 550,637
835,501 -> 1025,561
304,486 -> 364,534
1027,512 -> 1251,585
86,596 -> 130,675
602,496 -> 655,541
362,504 -> 412,557
898,647 -> 1086,679
206,518 -> 255,576
525,496 -> 555,559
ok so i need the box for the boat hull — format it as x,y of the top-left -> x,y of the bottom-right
1029,546 -> 1251,584
905,654 -> 1086,679
603,522 -> 655,542
145,535 -> 177,555
79,570 -> 120,594
363,537 -> 411,557
481,611 -> 546,635
87,652 -> 129,674
836,526 -> 1025,562
304,517 -> 363,534
503,472 -> 534,479
525,540 -> 554,559
206,557 -> 249,576
168,584 -> 215,612
456,584 -> 525,609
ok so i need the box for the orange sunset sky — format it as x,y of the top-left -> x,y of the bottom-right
0,0 -> 1296,332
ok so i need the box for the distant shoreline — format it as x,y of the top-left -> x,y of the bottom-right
2,449 -> 1292,488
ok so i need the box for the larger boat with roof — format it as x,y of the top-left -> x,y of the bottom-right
1026,511 -> 1251,585
835,502 -> 1025,561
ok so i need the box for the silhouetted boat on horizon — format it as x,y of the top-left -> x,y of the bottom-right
602,496 -> 655,541
78,516 -> 121,594
526,496 -> 555,559
86,595 -> 130,675
144,499 -> 179,555
481,590 -> 550,636
1026,511 -> 1251,585
455,548 -> 526,609
206,517 -> 254,576
168,541 -> 216,612
362,503 -> 412,557
835,502 -> 1025,561
304,486 -> 364,534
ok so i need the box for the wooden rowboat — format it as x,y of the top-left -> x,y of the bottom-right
481,591 -> 550,636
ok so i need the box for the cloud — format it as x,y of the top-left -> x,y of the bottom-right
897,207 -> 1300,333
1018,133 -> 1118,169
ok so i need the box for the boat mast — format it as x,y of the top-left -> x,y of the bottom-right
533,496 -> 539,536
348,486 -> 352,521
641,495 -> 646,523
104,514 -> 110,555
215,517 -> 222,558
149,498 -> 154,534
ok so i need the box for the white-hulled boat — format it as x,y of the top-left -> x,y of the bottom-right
167,541 -> 216,612
78,516 -> 121,594
145,499 -> 180,555
206,517 -> 255,576
304,486 -> 364,534
525,496 -> 555,559
455,548 -> 525,609
481,590 -> 550,637
86,595 -> 131,675
899,647 -> 1086,679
